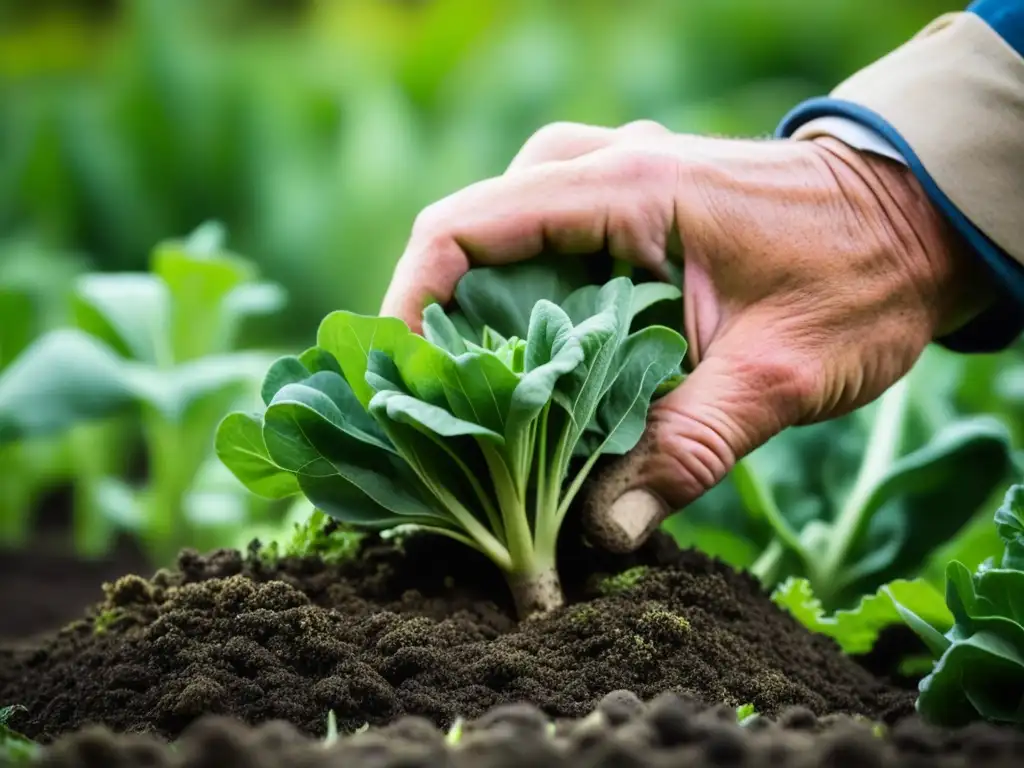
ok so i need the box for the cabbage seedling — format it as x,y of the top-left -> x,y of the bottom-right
217,263 -> 687,617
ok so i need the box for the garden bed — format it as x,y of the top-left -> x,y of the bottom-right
6,527 -> 1019,766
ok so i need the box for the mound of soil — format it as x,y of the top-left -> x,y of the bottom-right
0,530 -> 913,745
34,692 -> 1024,768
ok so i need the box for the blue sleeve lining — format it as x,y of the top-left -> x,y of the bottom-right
776,97 -> 1024,353
969,0 -> 1024,56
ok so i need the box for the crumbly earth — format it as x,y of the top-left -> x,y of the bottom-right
0,528 -> 913,745
33,692 -> 1024,768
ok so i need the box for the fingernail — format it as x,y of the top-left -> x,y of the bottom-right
591,489 -> 668,553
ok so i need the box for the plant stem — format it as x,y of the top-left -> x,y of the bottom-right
0,444 -> 32,547
68,423 -> 117,559
750,538 -> 786,586
507,566 -> 564,618
481,442 -> 534,574
141,410 -> 191,567
435,437 -> 506,541
731,458 -> 808,568
817,377 -> 910,589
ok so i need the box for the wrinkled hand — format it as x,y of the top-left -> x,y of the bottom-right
379,121 -> 992,553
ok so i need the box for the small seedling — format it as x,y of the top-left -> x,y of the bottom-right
218,260 -> 687,618
322,710 -> 339,747
445,717 -> 465,746
735,703 -> 758,726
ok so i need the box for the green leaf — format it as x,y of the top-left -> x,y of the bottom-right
590,325 -> 688,455
994,484 -> 1024,569
223,281 -> 288,323
268,373 -> 392,454
452,255 -> 590,339
316,311 -> 411,409
772,576 -> 953,655
840,417 -> 1014,600
662,516 -> 761,570
561,280 -> 681,327
917,631 -> 1024,727
0,289 -> 35,369
370,389 -> 503,445
152,228 -> 256,360
263,384 -> 439,523
124,351 -> 271,422
554,278 -> 631,439
299,346 -> 343,376
215,412 -> 299,498
439,351 -> 520,436
0,330 -> 137,443
885,587 -> 954,660
422,302 -> 469,355
261,355 -> 316,406
73,273 -> 171,365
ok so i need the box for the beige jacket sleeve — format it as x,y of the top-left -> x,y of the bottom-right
784,11 -> 1024,267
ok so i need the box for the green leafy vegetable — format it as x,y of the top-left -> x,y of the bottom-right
0,704 -> 37,764
771,576 -> 952,655
892,484 -> 1024,727
218,261 -> 687,617
0,223 -> 285,563
667,370 -> 1015,615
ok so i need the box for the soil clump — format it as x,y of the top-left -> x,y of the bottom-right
0,527 -> 913,744
32,692 -> 1024,768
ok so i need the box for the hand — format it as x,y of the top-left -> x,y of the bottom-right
380,121 -> 993,553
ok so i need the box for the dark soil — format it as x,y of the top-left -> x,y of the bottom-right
0,526 -> 914,746
32,691 -> 1024,768
0,540 -> 150,642
0,484 -> 151,642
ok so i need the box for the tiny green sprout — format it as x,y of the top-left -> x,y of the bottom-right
735,703 -> 757,725
92,608 -> 122,636
322,710 -> 339,747
546,720 -> 556,738
445,717 -> 465,746
598,566 -> 650,596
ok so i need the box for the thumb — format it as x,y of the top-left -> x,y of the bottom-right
582,352 -> 805,552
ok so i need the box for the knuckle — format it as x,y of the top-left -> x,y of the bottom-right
618,119 -> 670,138
410,200 -> 448,240
523,121 -> 589,153
596,146 -> 675,188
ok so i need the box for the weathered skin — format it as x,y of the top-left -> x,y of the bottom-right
379,122 -> 992,554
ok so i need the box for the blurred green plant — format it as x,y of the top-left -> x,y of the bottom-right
664,349 -> 1018,613
0,223 -> 287,564
0,237 -> 135,556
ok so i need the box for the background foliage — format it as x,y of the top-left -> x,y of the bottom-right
3,0 -> 1021,570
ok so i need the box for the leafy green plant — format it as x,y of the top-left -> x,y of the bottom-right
0,223 -> 286,563
0,239 -> 126,554
666,366 -> 1015,614
217,259 -> 687,617
890,484 -> 1024,727
771,575 -> 952,655
0,705 -> 37,764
